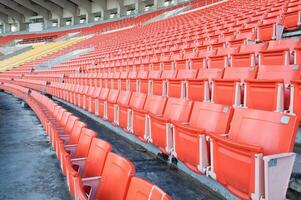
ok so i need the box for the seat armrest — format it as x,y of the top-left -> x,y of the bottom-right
71,157 -> 87,176
59,135 -> 70,143
65,144 -> 77,155
82,176 -> 102,200
262,153 -> 296,200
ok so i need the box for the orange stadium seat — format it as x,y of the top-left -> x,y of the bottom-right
66,138 -> 112,196
149,97 -> 192,154
173,102 -> 233,173
208,108 -> 298,200
74,152 -> 135,200
125,177 -> 172,200
245,65 -> 301,111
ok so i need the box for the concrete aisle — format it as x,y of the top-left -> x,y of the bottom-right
0,92 -> 71,200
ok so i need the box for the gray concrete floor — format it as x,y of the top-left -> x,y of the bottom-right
0,92 -> 71,200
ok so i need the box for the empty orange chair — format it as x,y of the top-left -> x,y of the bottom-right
74,152 -> 135,200
125,177 -> 172,200
127,71 -> 138,92
66,138 -> 112,196
231,43 -> 266,67
96,88 -> 109,118
90,87 -> 101,114
79,86 -> 89,109
140,70 -> 161,94
52,114 -> 79,152
112,72 -> 121,89
245,65 -> 301,111
208,47 -> 238,68
212,67 -> 257,106
152,70 -> 177,96
257,19 -> 284,42
167,69 -> 198,98
56,120 -> 86,161
74,85 -> 84,106
115,90 -> 132,126
190,57 -> 206,69
283,4 -> 301,30
175,60 -> 188,70
259,39 -> 299,66
121,92 -> 147,131
84,87 -> 95,111
187,68 -> 224,102
120,71 -> 129,90
208,108 -> 298,200
106,89 -> 120,122
229,32 -> 256,47
173,102 -> 233,173
149,97 -> 192,154
50,111 -> 72,146
60,128 -> 96,176
136,70 -> 149,93
132,95 -> 167,142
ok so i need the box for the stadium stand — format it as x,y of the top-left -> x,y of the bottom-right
0,0 -> 301,199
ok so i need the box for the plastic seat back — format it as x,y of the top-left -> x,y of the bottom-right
65,115 -> 79,135
145,95 -> 167,115
260,39 -> 299,65
153,70 -> 177,96
117,90 -> 132,106
223,67 -> 258,81
229,108 -> 298,155
212,67 -> 257,106
213,108 -> 298,199
98,88 -> 109,100
69,121 -> 87,144
83,138 -> 112,177
257,65 -> 301,84
75,128 -> 97,158
96,152 -> 135,200
140,70 -> 161,94
163,97 -> 192,121
232,43 -> 266,67
189,102 -> 233,133
126,177 -> 171,200
129,92 -> 147,109
190,57 -> 206,69
197,68 -> 224,81
107,89 -> 119,103
60,112 -> 72,126
168,69 -> 198,98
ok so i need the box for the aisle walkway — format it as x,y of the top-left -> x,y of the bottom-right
0,92 -> 71,200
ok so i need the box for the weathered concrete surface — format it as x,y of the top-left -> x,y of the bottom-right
0,92 -> 71,200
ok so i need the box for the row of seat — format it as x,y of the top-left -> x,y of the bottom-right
52,64 -> 299,113
89,38 -> 301,69
53,38 -> 301,74
46,0 -> 301,74
0,82 -> 171,200
42,81 -> 299,200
